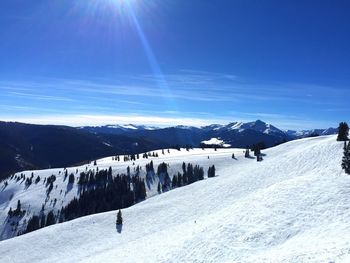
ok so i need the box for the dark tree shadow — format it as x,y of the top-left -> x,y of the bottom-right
146,171 -> 155,189
116,224 -> 123,233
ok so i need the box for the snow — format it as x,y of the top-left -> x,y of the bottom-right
102,142 -> 112,147
201,137 -> 231,147
228,121 -> 243,130
1,135 -> 350,262
93,124 -> 159,130
226,120 -> 283,136
0,147 -> 239,241
120,124 -> 138,130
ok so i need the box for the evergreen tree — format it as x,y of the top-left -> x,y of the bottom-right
68,173 -> 75,184
157,182 -> 161,193
337,122 -> 349,141
46,211 -> 56,226
172,175 -> 178,188
177,173 -> 182,187
245,148 -> 250,158
342,141 -> 350,174
26,215 -> 40,233
208,165 -> 216,178
182,162 -> 186,174
35,176 -> 40,184
116,210 -> 123,225
16,200 -> 21,213
8,207 -> 13,217
40,214 -> 46,228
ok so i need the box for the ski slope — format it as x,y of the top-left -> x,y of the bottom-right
1,135 -> 350,262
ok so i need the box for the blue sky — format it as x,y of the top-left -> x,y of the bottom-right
0,0 -> 349,129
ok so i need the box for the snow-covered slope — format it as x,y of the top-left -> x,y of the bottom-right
0,147 -> 238,241
1,135 -> 349,263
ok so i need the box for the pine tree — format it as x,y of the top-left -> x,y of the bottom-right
182,162 -> 186,174
172,175 -> 178,188
245,148 -> 250,158
46,211 -> 56,226
342,141 -> 350,174
68,173 -> 75,184
8,207 -> 13,217
35,176 -> 40,184
337,122 -> 349,141
208,165 -> 216,178
116,210 -> 123,225
157,182 -> 161,193
40,214 -> 46,228
16,200 -> 21,214
140,181 -> 146,200
26,215 -> 40,233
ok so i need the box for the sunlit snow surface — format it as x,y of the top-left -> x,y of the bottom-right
201,137 -> 231,147
1,135 -> 350,263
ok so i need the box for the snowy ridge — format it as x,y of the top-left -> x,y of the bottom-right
0,135 -> 349,262
104,124 -> 158,130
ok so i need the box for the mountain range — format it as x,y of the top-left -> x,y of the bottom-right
0,120 -> 337,180
82,120 -> 337,148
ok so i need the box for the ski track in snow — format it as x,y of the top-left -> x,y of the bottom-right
0,135 -> 349,262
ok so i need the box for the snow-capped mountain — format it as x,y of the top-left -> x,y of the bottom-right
0,135 -> 348,262
82,124 -> 159,134
82,120 -> 290,148
286,127 -> 338,138
0,120 -> 337,181
227,120 -> 284,135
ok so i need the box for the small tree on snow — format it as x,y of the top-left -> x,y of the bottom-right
245,148 -> 250,158
116,210 -> 123,225
68,173 -> 75,184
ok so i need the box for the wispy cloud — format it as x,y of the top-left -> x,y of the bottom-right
5,91 -> 74,102
0,70 -> 347,130
0,114 -> 231,127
